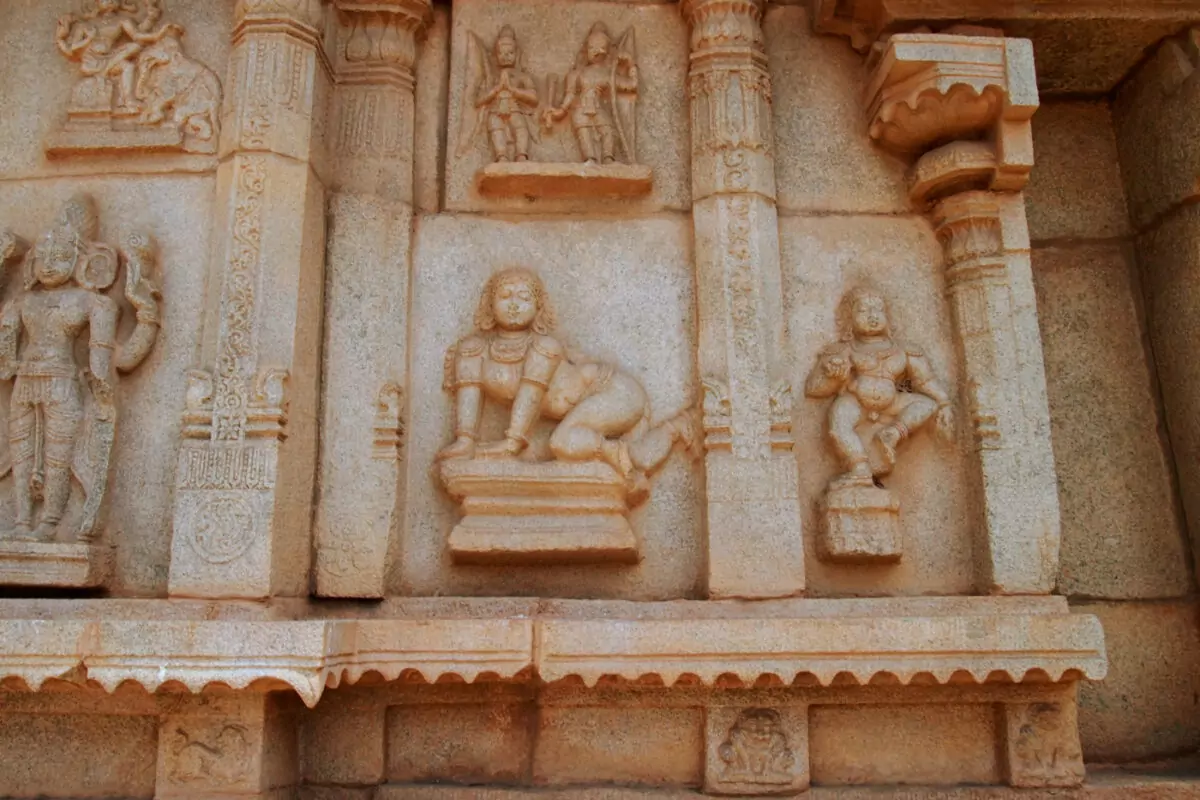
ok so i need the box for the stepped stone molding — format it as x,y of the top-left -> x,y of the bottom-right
0,597 -> 1105,708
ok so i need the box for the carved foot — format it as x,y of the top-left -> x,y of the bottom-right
32,522 -> 58,542
436,436 -> 476,462
9,522 -> 35,541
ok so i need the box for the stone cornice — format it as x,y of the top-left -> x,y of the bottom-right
0,597 -> 1106,707
816,0 -> 1200,51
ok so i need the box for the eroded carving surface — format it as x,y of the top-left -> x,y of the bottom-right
49,0 -> 222,156
718,708 -> 795,786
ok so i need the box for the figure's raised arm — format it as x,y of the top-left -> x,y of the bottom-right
115,232 -> 161,372
805,345 -> 850,399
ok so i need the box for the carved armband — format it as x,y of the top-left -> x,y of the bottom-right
521,336 -> 563,390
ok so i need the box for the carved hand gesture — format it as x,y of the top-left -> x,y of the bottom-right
934,404 -> 955,442
823,355 -> 850,381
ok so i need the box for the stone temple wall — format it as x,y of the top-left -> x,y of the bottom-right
0,0 -> 1195,797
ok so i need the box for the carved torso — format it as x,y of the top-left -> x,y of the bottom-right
570,63 -> 616,126
846,341 -> 908,412
488,68 -> 535,117
465,333 -> 606,422
17,288 -> 103,377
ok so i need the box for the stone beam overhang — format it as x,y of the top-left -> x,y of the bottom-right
813,0 -> 1200,93
0,597 -> 1106,707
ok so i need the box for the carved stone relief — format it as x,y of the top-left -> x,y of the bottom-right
1004,701 -> 1086,788
705,705 -> 809,795
0,196 -> 161,588
805,285 -> 953,563
47,0 -> 223,157
457,23 -> 651,198
437,267 -> 700,564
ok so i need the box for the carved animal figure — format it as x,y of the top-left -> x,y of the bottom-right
135,25 -> 222,143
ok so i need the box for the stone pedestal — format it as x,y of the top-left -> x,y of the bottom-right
0,540 -> 112,589
821,483 -> 902,564
441,459 -> 639,565
477,162 -> 653,199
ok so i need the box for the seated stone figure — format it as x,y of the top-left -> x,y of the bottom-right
805,285 -> 953,486
437,267 -> 698,495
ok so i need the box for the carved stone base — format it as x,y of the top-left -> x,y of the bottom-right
477,161 -> 653,199
0,540 -> 112,588
820,483 -> 902,563
441,459 -> 639,565
45,127 -> 188,157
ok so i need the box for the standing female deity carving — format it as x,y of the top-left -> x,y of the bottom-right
438,268 -> 699,497
0,195 -> 161,542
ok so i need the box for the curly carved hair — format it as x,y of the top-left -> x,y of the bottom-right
474,267 -> 556,335
835,282 -> 892,341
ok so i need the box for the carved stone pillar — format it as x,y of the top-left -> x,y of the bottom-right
155,694 -> 301,800
168,0 -> 333,599
682,0 -> 805,598
314,0 -> 431,598
866,33 -> 1061,594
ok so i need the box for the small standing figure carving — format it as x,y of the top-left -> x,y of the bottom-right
806,286 -> 953,486
458,26 -> 541,163
542,22 -> 639,165
51,0 -> 222,154
805,286 -> 953,563
0,196 -> 161,542
718,709 -> 795,786
438,267 -> 698,495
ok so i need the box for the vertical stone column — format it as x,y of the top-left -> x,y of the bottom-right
864,33 -> 1060,594
156,694 -> 301,800
313,0 -> 431,598
682,0 -> 805,598
168,0 -> 333,599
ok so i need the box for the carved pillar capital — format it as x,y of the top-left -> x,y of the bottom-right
682,0 -> 774,201
235,0 -> 328,37
334,0 -> 432,88
865,33 -> 1038,203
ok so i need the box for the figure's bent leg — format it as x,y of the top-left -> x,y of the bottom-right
550,375 -> 647,475
627,407 -> 702,475
829,395 -> 869,479
35,385 -> 84,540
8,399 -> 36,538
876,394 -> 936,472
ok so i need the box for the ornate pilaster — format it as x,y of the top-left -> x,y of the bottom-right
313,0 -> 431,597
866,33 -> 1061,596
683,0 -> 804,598
168,2 -> 333,599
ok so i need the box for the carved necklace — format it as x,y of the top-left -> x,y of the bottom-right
489,331 -> 533,363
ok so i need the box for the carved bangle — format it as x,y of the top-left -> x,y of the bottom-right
503,431 -> 529,447
91,341 -> 116,350
135,311 -> 160,325
520,376 -> 549,390
455,430 -> 478,441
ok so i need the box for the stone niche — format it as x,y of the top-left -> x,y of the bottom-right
444,0 -> 691,214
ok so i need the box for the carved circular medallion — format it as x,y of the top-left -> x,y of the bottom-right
189,496 -> 255,564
